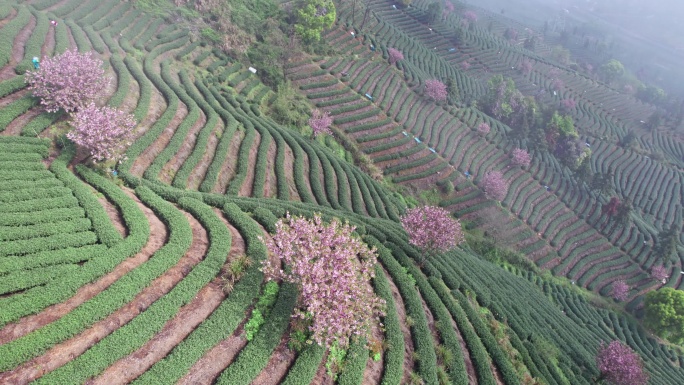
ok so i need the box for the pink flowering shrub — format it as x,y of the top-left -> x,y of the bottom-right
308,109 -> 333,138
651,265 -> 668,282
387,48 -> 404,65
482,171 -> 508,201
612,280 -> 629,301
520,59 -> 533,75
561,98 -> 576,112
424,79 -> 448,102
511,148 -> 531,167
443,1 -> 454,15
596,341 -> 648,385
401,206 -> 464,256
477,122 -> 491,136
463,10 -> 478,23
261,213 -> 385,348
25,49 -> 110,113
552,78 -> 564,91
460,60 -> 471,71
67,103 -> 136,162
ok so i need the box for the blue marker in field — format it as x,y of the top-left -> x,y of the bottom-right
32,57 -> 40,69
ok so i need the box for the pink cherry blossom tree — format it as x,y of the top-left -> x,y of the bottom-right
424,79 -> 448,102
561,98 -> 576,112
552,78 -> 564,91
612,280 -> 630,301
443,1 -> 454,17
463,10 -> 478,24
387,47 -> 404,65
482,171 -> 508,201
477,122 -> 491,136
308,109 -> 333,138
511,148 -> 531,167
401,206 -> 464,260
66,102 -> 136,163
596,340 -> 648,385
25,49 -> 110,113
651,265 -> 668,282
261,213 -> 385,349
520,59 -> 533,75
460,60 -> 471,71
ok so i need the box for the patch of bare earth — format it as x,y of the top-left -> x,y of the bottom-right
238,130 -> 262,197
0,108 -> 41,136
310,354 -> 335,385
262,140 -> 277,198
0,189 -> 159,345
42,21 -> 55,57
176,327 -> 248,385
250,336 -> 296,385
0,8 -> 17,29
382,267 -> 414,384
213,129 -> 243,194
130,102 -> 188,178
0,210 -> 208,384
282,144 -> 301,201
361,320 -> 384,385
158,109 -> 206,185
0,15 -> 34,81
89,211 -> 247,385
186,120 -> 222,190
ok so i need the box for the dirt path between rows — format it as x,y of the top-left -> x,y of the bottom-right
0,15 -> 35,81
0,210 -> 207,384
186,119 -> 222,190
158,108 -> 206,185
89,214 -> 246,385
0,189 -> 162,345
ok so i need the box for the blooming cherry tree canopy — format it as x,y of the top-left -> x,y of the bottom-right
482,171 -> 508,201
387,48 -> 404,65
66,103 -> 136,162
596,340 -> 648,385
25,49 -> 110,113
611,280 -> 630,301
511,148 -> 531,167
401,205 -> 464,255
425,79 -> 448,102
308,109 -> 333,137
261,214 -> 385,348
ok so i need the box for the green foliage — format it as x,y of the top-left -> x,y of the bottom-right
295,0 -> 336,42
326,341 -> 348,380
269,82 -> 310,127
245,281 -> 280,341
600,59 -> 625,83
548,111 -> 577,139
644,288 -> 684,344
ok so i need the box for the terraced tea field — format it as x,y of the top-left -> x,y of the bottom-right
0,0 -> 683,384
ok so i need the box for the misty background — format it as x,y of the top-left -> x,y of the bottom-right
466,0 -> 684,97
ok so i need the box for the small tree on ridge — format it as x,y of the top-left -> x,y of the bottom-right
66,103 -> 136,163
596,340 -> 648,385
401,206 -> 464,264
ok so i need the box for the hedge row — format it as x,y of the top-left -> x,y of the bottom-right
0,6 -> 30,68
0,76 -> 26,98
0,95 -> 38,132
35,196 -> 227,385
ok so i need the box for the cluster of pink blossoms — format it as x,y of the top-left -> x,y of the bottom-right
401,205 -> 464,255
308,109 -> 333,138
511,148 -> 531,167
67,103 -> 136,162
596,340 -> 648,385
611,280 -> 630,301
25,49 -> 110,113
261,214 -> 385,348
482,171 -> 508,201
387,48 -> 404,65
424,79 -> 448,102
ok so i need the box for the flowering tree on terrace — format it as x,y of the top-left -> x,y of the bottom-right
596,340 -> 648,385
477,122 -> 490,136
650,265 -> 668,282
443,1 -> 454,17
552,78 -> 564,91
261,213 -> 385,348
561,98 -> 576,112
519,59 -> 533,75
424,79 -> 448,102
511,148 -> 531,167
482,171 -> 508,201
387,48 -> 404,65
611,280 -> 630,301
401,206 -> 464,263
25,49 -> 110,113
460,60 -> 471,71
308,109 -> 332,138
67,103 -> 136,163
463,10 -> 478,23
